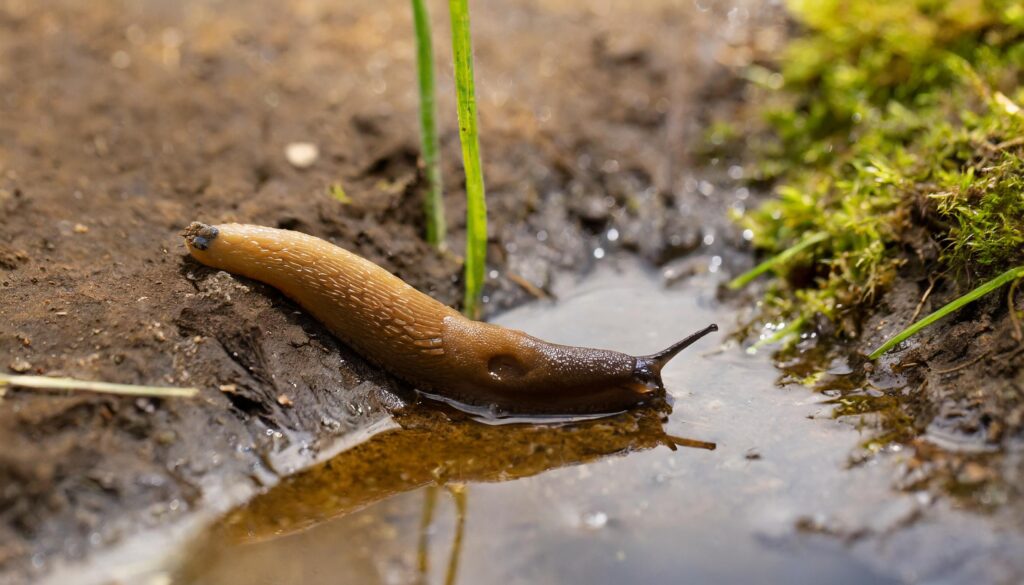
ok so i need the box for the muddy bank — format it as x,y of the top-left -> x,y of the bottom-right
0,0 -> 756,582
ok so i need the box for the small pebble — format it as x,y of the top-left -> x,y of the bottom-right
73,223 -> 89,234
154,430 -> 177,445
285,142 -> 319,168
959,462 -> 991,485
110,51 -> 131,69
8,358 -> 31,373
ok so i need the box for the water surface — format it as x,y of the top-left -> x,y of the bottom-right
175,264 -> 1024,585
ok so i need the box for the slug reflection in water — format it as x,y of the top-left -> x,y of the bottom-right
239,405 -> 707,541
174,403 -> 714,584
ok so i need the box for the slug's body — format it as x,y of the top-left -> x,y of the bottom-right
183,222 -> 716,414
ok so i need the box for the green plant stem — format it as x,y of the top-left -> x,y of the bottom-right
869,266 -> 1024,359
412,0 -> 446,248
728,232 -> 829,290
749,316 -> 807,351
0,374 -> 199,398
449,0 -> 487,319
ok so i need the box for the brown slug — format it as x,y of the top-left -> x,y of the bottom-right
182,222 -> 717,415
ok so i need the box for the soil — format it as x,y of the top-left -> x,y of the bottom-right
0,0 -> 759,582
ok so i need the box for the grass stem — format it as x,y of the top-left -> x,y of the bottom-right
869,266 -> 1024,359
748,316 -> 807,352
412,0 -> 446,248
448,0 -> 487,318
728,232 -> 828,290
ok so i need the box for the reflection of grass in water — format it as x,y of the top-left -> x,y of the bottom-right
416,484 -> 467,585
726,0 -> 1024,350
445,484 -> 467,585
448,0 -> 488,319
416,486 -> 437,581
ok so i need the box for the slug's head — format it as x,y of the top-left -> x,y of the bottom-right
445,320 -> 719,415
182,222 -> 220,251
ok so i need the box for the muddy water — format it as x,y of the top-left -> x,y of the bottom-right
174,264 -> 1024,585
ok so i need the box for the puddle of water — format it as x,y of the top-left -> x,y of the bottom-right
173,264 -> 1024,585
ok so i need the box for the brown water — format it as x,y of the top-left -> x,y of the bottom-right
173,264 -> 1024,585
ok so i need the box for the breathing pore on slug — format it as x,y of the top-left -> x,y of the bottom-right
182,222 -> 718,415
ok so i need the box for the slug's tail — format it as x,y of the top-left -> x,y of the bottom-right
632,324 -> 718,390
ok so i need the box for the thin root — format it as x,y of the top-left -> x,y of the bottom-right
934,350 -> 993,375
910,277 -> 938,323
1008,277 -> 1022,342
506,271 -> 551,300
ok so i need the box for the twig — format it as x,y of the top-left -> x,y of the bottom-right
0,374 -> 199,398
1009,276 -> 1022,342
994,345 -> 1024,363
506,271 -> 550,300
995,136 -> 1024,151
910,277 -> 937,322
933,350 -> 992,375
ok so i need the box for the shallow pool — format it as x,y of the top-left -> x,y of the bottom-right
174,264 -> 1024,585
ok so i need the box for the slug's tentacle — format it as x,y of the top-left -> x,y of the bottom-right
182,222 -> 717,415
631,324 -> 719,391
647,324 -> 720,369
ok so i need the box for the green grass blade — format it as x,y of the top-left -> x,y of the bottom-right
0,374 -> 199,398
868,265 -> 1024,359
449,0 -> 487,319
747,316 -> 806,353
728,232 -> 828,290
412,0 -> 446,248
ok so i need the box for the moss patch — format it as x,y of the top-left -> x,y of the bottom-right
729,0 -> 1024,343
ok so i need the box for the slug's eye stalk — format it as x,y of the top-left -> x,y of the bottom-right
632,324 -> 718,390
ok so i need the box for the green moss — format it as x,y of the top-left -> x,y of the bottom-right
732,0 -> 1024,341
